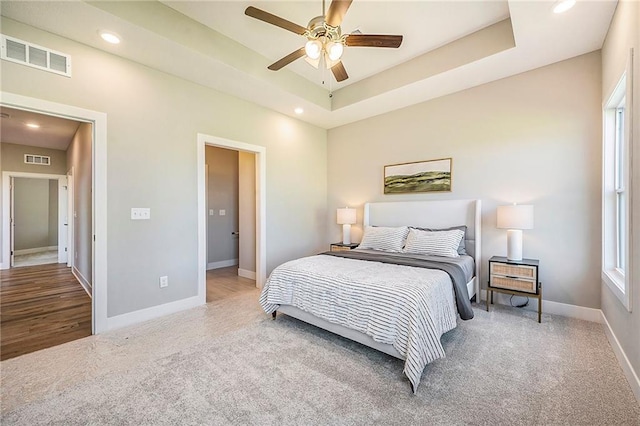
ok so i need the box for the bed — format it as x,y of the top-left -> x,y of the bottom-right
259,199 -> 481,392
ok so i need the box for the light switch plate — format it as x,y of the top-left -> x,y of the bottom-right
219,209 -> 226,216
131,208 -> 151,220
209,209 -> 214,216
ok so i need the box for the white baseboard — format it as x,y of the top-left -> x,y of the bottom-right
238,268 -> 256,280
15,246 -> 58,255
207,258 -> 238,270
72,266 -> 92,298
601,312 -> 640,403
480,290 -> 602,323
105,295 -> 203,332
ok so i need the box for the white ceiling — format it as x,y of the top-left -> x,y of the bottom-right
0,1 -> 617,130
0,107 -> 80,151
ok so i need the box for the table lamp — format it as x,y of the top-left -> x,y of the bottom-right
496,204 -> 534,261
336,207 -> 356,245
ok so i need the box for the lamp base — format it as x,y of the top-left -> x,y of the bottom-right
342,224 -> 351,245
506,229 -> 523,261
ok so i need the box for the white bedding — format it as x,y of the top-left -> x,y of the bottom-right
259,254 -> 458,392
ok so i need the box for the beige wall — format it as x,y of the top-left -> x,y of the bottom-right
1,143 -> 68,175
600,0 -> 640,387
67,123 -> 92,288
0,17 -> 327,317
238,151 -> 256,273
328,51 -> 602,309
205,145 -> 238,265
13,177 -> 50,251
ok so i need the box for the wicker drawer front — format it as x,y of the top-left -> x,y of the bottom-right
490,263 -> 536,280
331,246 -> 352,252
490,275 -> 537,293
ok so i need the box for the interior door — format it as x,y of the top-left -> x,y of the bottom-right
67,170 -> 74,268
58,177 -> 68,264
9,176 -> 15,267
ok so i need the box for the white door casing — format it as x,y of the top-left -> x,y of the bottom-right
1,91 -> 107,334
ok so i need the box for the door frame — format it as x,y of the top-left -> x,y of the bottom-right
197,133 -> 266,304
66,167 -> 74,268
2,172 -> 67,267
0,92 -> 108,334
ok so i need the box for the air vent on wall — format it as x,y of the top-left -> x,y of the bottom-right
1,34 -> 71,77
24,154 -> 51,166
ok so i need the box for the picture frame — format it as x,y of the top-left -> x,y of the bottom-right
384,158 -> 452,194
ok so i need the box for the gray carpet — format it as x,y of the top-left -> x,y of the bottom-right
2,302 -> 639,425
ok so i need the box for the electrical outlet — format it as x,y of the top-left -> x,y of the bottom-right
159,276 -> 168,288
219,209 -> 226,216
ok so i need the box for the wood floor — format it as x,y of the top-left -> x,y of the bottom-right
0,264 -> 252,360
206,266 -> 256,303
1,263 -> 92,361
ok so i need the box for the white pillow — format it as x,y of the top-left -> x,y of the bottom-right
403,228 -> 464,258
358,226 -> 409,253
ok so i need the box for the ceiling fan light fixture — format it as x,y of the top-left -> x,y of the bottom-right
305,39 -> 322,60
326,41 -> 344,61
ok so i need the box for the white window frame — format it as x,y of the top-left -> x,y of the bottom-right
602,50 -> 634,312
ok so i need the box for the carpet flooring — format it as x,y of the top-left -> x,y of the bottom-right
1,290 -> 639,425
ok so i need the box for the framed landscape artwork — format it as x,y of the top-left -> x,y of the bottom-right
384,158 -> 452,194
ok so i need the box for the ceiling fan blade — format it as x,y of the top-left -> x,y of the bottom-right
345,34 -> 403,48
268,47 -> 307,71
245,6 -> 308,35
331,61 -> 349,82
325,0 -> 353,27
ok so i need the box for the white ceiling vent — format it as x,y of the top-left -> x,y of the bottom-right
24,154 -> 51,166
1,35 -> 71,77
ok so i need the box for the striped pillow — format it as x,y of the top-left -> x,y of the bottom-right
358,226 -> 409,253
403,228 -> 464,258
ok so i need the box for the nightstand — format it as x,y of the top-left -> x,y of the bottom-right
330,242 -> 359,252
486,256 -> 542,323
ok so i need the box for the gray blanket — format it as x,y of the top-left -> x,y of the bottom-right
321,250 -> 474,320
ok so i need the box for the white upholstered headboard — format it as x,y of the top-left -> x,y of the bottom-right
363,199 -> 481,297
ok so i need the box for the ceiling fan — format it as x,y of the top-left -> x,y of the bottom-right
244,0 -> 403,83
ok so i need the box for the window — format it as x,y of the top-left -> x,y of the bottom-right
603,69 -> 632,311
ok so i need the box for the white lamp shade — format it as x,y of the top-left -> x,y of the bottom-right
336,207 -> 356,225
305,40 -> 322,60
497,204 -> 534,230
326,41 -> 344,61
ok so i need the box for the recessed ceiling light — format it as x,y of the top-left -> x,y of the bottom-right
26,123 -> 40,129
99,30 -> 121,44
553,0 -> 576,14
294,107 -> 304,115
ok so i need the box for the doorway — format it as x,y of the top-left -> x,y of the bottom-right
1,92 -> 108,335
204,146 -> 258,302
197,133 -> 266,306
6,173 -> 68,268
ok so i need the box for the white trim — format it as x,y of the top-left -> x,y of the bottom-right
57,176 -> 67,264
2,171 -> 66,269
206,259 -> 238,270
105,295 -> 202,332
601,312 -> 640,403
72,266 -> 92,298
14,246 -> 58,255
1,91 -> 108,335
238,268 -> 256,280
482,290 -> 603,323
197,133 -> 267,307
